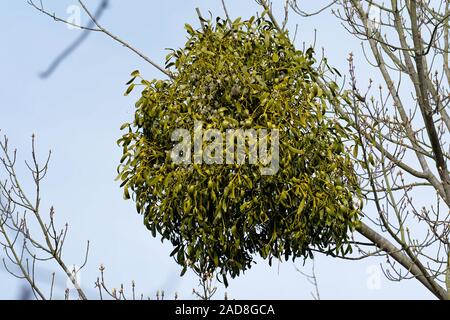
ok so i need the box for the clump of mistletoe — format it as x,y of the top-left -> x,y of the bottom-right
117,15 -> 362,286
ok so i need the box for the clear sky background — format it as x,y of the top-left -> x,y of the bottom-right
0,0 -> 434,299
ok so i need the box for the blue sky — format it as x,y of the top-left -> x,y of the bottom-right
0,0 -> 433,299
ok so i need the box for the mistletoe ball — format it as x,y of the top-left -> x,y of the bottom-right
117,16 -> 362,284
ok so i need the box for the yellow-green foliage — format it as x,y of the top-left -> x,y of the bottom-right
118,16 -> 361,285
